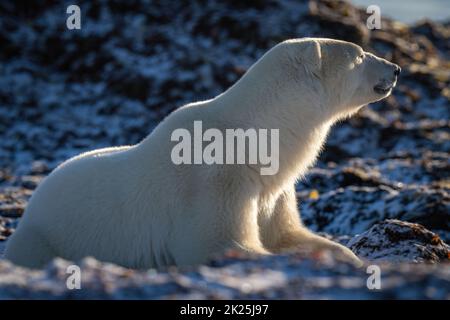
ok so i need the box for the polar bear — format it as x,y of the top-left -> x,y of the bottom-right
5,38 -> 400,269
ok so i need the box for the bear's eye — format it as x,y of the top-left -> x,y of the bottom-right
355,54 -> 364,64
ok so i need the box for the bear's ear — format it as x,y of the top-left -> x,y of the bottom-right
302,40 -> 322,73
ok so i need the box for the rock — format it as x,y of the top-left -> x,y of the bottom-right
348,220 -> 450,263
0,187 -> 30,218
301,185 -> 450,241
0,170 -> 12,184
0,254 -> 449,299
0,204 -> 24,218
309,0 -> 370,45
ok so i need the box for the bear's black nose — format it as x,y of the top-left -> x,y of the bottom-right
394,65 -> 401,76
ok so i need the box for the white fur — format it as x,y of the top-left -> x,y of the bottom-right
5,38 -> 398,269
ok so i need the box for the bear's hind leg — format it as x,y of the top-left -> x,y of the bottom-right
4,227 -> 56,269
227,196 -> 270,256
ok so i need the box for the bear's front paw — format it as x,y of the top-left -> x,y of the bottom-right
332,245 -> 363,268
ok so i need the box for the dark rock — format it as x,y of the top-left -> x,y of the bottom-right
301,185 -> 450,241
309,0 -> 370,46
348,220 -> 450,263
0,204 -> 24,218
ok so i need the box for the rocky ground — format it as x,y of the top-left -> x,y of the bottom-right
0,0 -> 449,299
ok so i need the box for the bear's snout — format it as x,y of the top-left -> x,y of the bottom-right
373,60 -> 400,95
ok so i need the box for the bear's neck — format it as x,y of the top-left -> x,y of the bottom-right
212,63 -> 335,190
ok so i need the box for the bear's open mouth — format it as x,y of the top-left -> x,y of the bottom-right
374,83 -> 394,94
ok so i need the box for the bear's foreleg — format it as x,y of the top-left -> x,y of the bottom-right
259,186 -> 362,266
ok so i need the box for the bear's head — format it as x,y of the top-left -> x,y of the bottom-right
270,38 -> 400,119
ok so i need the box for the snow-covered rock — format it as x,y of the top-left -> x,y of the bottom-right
348,220 -> 449,263
0,254 -> 449,299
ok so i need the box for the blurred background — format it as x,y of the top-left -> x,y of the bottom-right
0,0 -> 449,281
351,0 -> 450,24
